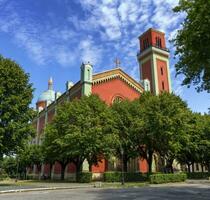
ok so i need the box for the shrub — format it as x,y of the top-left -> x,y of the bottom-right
104,172 -> 121,182
125,172 -> 148,182
149,173 -> 187,184
77,172 -> 92,183
104,171 -> 148,182
26,174 -> 34,180
187,172 -> 210,179
0,169 -> 8,180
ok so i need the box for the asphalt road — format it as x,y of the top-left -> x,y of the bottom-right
1,185 -> 210,200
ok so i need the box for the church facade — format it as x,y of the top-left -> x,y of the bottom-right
32,28 -> 171,180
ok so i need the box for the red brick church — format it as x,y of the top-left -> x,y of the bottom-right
32,28 -> 171,180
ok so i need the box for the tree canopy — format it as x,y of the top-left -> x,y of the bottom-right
173,0 -> 210,92
0,86 -> 206,180
112,100 -> 139,172
43,95 -> 118,180
132,92 -> 190,173
17,143 -> 43,178
176,112 -> 210,172
0,55 -> 35,157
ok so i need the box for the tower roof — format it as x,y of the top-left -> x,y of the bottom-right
37,78 -> 55,103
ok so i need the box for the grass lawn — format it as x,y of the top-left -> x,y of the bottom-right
0,179 -> 149,189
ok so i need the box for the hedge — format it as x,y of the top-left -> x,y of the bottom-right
187,172 -> 210,179
0,169 -> 8,181
77,172 -> 92,183
104,172 -> 148,182
149,173 -> 187,184
0,174 -> 8,181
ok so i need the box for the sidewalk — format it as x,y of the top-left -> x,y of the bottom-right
0,180 -> 95,194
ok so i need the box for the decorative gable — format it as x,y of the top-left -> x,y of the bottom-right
93,68 -> 144,93
92,68 -> 144,105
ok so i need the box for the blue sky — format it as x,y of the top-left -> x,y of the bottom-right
0,0 -> 209,113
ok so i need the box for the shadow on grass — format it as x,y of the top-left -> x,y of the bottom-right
0,184 -> 14,186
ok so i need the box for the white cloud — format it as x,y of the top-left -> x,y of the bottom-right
55,48 -> 77,66
78,37 -> 103,66
75,0 -> 122,40
0,1 -> 80,67
0,0 -> 185,81
118,1 -> 138,23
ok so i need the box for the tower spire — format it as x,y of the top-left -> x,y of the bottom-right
114,58 -> 121,68
48,77 -> 53,90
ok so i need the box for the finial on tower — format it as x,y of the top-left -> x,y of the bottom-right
114,58 -> 121,68
48,77 -> 53,90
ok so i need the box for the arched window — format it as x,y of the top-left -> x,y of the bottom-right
143,38 -> 150,50
112,96 -> 123,104
158,38 -> 162,48
155,37 -> 162,48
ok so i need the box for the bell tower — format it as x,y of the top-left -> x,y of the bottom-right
137,28 -> 172,95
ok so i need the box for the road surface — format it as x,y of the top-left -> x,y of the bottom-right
1,183 -> 210,200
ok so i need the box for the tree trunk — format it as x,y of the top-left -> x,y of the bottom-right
60,163 -> 66,180
187,163 -> 191,173
36,164 -> 42,180
201,164 -> 204,173
49,163 -> 53,179
192,163 -> 195,173
24,168 -> 27,180
147,150 -> 153,173
75,162 -> 83,182
167,159 -> 174,173
123,154 -> 128,173
88,163 -> 92,172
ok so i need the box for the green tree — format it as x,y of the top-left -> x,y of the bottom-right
132,93 -> 159,173
0,55 -> 35,157
43,95 -> 117,180
41,143 -> 56,179
1,156 -> 17,178
18,143 -> 43,179
112,100 -> 138,172
176,112 -> 203,173
197,114 -> 210,172
173,0 -> 210,92
42,123 -> 69,180
133,92 -> 190,173
155,92 -> 190,173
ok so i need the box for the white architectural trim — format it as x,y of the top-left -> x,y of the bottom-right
154,54 -> 172,93
151,54 -> 159,95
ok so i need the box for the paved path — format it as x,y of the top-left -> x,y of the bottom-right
0,181 -> 94,193
1,183 -> 210,200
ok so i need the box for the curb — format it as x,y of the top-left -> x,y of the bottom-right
0,185 -> 95,194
